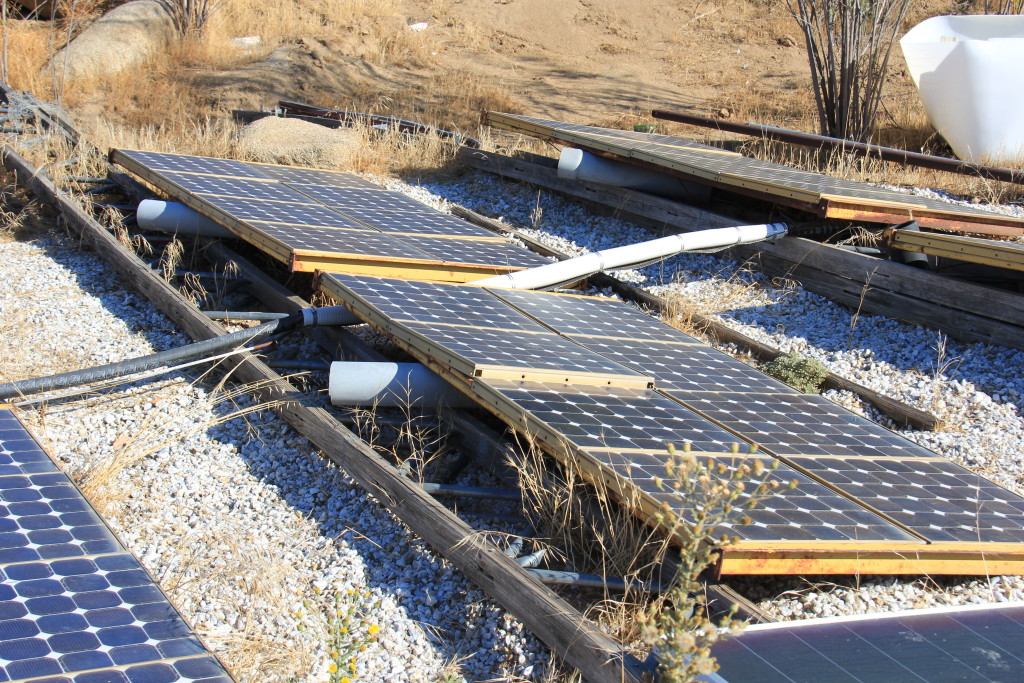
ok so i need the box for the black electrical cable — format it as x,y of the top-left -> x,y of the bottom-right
0,312 -> 303,401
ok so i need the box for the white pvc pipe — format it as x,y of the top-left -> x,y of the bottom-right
137,199 -> 234,238
558,148 -> 710,202
474,223 -> 787,290
328,362 -> 472,408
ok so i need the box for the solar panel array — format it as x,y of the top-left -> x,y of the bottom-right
109,149 -> 550,281
0,409 -> 230,682
711,602 -> 1024,683
484,113 -> 1024,234
320,273 -> 1024,575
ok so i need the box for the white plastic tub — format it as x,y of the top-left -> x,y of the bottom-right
900,15 -> 1024,165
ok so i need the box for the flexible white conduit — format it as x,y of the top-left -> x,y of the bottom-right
473,223 -> 788,290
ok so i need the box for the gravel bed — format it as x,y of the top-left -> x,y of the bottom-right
0,233 -> 547,681
412,169 -> 1024,620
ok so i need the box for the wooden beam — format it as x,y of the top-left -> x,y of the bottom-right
448,203 -> 941,432
886,228 -> 1024,272
2,144 -> 649,683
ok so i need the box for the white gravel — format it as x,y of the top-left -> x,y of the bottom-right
413,169 -> 1024,620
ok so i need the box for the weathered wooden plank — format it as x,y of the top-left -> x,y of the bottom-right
2,145 -> 648,683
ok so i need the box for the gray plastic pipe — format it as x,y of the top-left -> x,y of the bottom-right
558,148 -> 710,202
137,199 -> 234,238
328,362 -> 473,408
475,222 -> 788,290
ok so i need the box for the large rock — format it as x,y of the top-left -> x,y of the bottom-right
48,1 -> 175,81
237,117 -> 361,169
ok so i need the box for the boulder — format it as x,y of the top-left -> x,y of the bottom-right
237,117 -> 361,169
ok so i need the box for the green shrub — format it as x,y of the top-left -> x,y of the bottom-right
761,353 -> 829,393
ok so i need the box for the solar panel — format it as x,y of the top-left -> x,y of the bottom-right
712,602 -> 1024,683
0,409 -> 230,681
790,456 -> 1024,544
491,288 -> 697,342
485,113 -> 1024,232
111,148 -> 542,280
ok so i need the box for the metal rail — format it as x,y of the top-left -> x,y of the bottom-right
651,108 -> 1024,186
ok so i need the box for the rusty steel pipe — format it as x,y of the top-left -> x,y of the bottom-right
651,109 -> 1024,185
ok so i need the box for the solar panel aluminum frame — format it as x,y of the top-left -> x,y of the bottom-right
110,149 -> 528,281
484,113 -> 1024,236
318,274 -> 653,389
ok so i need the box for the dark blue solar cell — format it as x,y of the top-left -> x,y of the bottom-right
0,465 -> 20,475
29,528 -> 74,545
0,547 -> 40,563
39,543 -> 85,560
2,439 -> 40,453
0,584 -> 13,600
15,578 -> 65,598
59,512 -> 99,527
106,570 -> 150,589
26,595 -> 76,616
0,602 -> 27,621
0,518 -> 16,532
39,485 -> 78,500
71,525 -> 112,542
86,607 -> 133,628
157,636 -> 205,658
75,672 -> 128,683
110,643 -> 160,665
6,562 -> 52,581
59,649 -> 113,672
48,630 -> 100,654
0,635 -> 51,660
0,531 -> 29,548
37,612 -> 88,634
0,476 -> 30,489
74,590 -> 121,611
50,498 -> 88,513
30,473 -> 69,486
131,602 -> 176,623
0,618 -> 40,640
21,461 -> 58,474
9,501 -> 51,515
144,618 -> 190,641
125,663 -> 178,683
175,657 -> 225,678
117,585 -> 163,605
19,514 -> 62,530
5,656 -> 62,678
63,574 -> 108,592
51,559 -> 97,577
98,625 -> 147,647
96,556 -> 139,571
81,539 -> 120,555
2,488 -> 42,502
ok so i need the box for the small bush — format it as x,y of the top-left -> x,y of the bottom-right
761,353 -> 829,393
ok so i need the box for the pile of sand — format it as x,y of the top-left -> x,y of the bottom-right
236,116 -> 360,168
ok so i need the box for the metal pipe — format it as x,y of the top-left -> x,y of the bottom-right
202,310 -> 291,322
651,108 -> 1024,185
515,548 -> 548,568
328,361 -> 474,408
526,569 -> 666,593
420,483 -> 522,501
267,360 -> 332,371
137,199 -> 233,238
473,222 -> 787,290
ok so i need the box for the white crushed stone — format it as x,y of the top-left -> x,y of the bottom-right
0,235 -> 547,681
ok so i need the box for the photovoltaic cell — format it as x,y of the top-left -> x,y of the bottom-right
491,288 -> 698,342
712,603 -> 1024,683
395,235 -> 551,269
328,274 -> 551,332
671,391 -> 938,459
578,337 -> 800,394
289,185 -> 436,213
198,195 -> 364,229
249,223 -> 439,260
0,409 -> 230,681
159,172 -> 312,203
339,208 -> 499,239
790,456 -> 1024,543
113,149 -> 267,180
250,163 -> 380,188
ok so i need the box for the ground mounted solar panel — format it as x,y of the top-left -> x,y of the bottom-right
320,273 -> 1024,576
0,408 -> 230,682
109,148 -> 545,282
484,112 -> 1024,235
711,602 -> 1024,683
